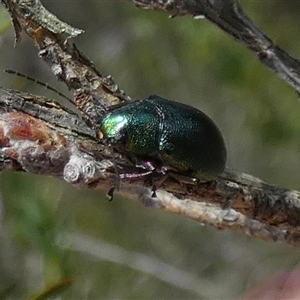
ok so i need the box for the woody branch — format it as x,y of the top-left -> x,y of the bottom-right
1,0 -> 300,247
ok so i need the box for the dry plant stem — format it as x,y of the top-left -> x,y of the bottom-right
131,0 -> 300,94
1,0 -> 300,248
1,88 -> 300,248
1,0 -> 130,124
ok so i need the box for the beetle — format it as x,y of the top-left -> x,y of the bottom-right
99,95 -> 226,180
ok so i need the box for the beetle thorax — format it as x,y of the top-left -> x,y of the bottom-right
100,113 -> 128,141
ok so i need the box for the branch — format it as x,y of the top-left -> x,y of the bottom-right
131,0 -> 300,94
1,0 -> 300,248
62,231 -> 215,298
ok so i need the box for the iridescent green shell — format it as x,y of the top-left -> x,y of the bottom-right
100,95 -> 226,178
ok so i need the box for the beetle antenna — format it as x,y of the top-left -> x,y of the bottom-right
4,69 -> 71,102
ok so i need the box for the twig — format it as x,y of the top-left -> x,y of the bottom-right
131,0 -> 300,94
62,232 -> 215,298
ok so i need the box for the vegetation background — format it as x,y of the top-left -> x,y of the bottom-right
0,1 -> 300,298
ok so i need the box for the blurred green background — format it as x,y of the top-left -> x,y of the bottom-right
0,1 -> 300,299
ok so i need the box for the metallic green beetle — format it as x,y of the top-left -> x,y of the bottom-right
99,95 -> 226,179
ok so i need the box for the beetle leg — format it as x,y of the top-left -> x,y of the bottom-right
106,187 -> 115,201
135,160 -> 155,171
105,154 -> 121,202
151,184 -> 157,198
119,170 -> 153,180
168,172 -> 198,185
